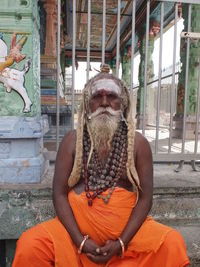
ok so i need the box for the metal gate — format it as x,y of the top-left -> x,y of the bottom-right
57,0 -> 200,169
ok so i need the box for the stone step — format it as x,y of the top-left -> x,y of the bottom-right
175,225 -> 200,266
41,79 -> 56,88
0,189 -> 199,236
0,187 -> 199,266
0,164 -> 199,238
151,186 -> 200,226
0,163 -> 200,265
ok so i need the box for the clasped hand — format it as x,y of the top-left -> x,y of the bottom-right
82,239 -> 121,264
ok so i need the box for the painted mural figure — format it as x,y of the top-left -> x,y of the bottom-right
0,32 -> 32,112
189,88 -> 197,114
177,84 -> 184,114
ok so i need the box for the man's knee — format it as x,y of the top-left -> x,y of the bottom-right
16,229 -> 36,253
162,230 -> 186,254
14,224 -> 54,262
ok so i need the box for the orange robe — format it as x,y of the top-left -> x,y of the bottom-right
12,187 -> 190,267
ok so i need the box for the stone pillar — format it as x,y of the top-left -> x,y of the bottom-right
173,4 -> 200,139
0,0 -> 48,183
43,0 -> 57,56
137,19 -> 160,128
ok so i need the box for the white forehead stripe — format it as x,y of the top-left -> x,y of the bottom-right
91,79 -> 121,95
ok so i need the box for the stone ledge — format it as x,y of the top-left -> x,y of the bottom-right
0,162 -> 200,267
174,225 -> 200,266
0,116 -> 48,139
0,181 -> 199,265
0,187 -> 54,239
0,183 -> 200,239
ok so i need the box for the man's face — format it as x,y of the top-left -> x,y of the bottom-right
89,78 -> 121,115
87,78 -> 122,151
89,89 -> 121,114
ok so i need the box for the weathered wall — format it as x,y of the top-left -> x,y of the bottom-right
0,0 -> 41,116
0,0 -> 49,184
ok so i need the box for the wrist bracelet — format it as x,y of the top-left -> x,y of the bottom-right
78,235 -> 89,254
117,237 -> 125,258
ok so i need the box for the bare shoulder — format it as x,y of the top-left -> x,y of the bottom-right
53,130 -> 77,196
60,130 -> 76,148
134,132 -> 153,191
134,131 -> 152,163
56,130 -> 76,159
135,131 -> 151,151
54,130 -> 76,186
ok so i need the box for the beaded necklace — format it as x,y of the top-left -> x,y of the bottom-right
82,122 -> 127,206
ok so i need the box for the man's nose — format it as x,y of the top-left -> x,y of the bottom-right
101,95 -> 109,107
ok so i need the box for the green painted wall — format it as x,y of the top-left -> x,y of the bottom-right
177,4 -> 200,116
137,36 -> 155,115
0,0 -> 41,116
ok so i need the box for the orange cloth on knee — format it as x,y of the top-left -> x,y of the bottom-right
12,223 -> 54,267
108,230 -> 190,267
12,187 -> 190,267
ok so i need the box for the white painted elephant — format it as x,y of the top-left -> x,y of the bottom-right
0,59 -> 32,112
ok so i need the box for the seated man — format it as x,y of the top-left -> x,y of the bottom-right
13,65 -> 190,267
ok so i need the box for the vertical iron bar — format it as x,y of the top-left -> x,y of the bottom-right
194,60 -> 200,155
56,0 -> 61,151
169,3 -> 178,153
182,3 -> 191,153
116,0 -> 121,78
71,0 -> 76,130
86,0 -> 91,82
130,0 -> 136,99
155,2 -> 164,153
102,0 -> 106,64
142,0 -> 150,135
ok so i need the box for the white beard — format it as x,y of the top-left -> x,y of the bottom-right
88,107 -> 121,153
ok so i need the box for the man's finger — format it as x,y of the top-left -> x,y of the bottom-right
95,247 -> 107,255
100,243 -> 111,253
96,248 -> 101,254
86,253 -> 94,258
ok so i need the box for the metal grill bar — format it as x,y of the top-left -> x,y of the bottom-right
130,0 -> 136,99
157,0 -> 200,4
133,71 -> 180,90
194,61 -> 200,155
56,0 -> 61,151
169,2 -> 178,153
102,0 -> 106,64
142,0 -> 150,135
71,0 -> 76,130
86,0 -> 91,82
155,1 -> 164,154
65,0 -> 200,165
116,0 -> 121,78
182,3 -> 192,153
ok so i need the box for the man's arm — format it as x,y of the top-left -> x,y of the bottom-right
53,131 -> 101,255
119,131 -> 153,245
53,131 -> 84,247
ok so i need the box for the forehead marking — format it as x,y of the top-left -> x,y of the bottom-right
91,79 -> 121,96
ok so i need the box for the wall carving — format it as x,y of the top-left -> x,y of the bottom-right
0,32 -> 32,112
0,142 -> 10,153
